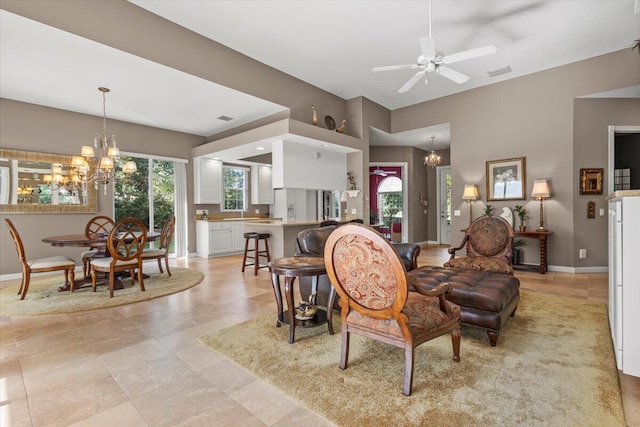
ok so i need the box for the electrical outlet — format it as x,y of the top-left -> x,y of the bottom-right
453,210 -> 461,217
199,209 -> 208,215
254,209 -> 260,214
579,249 -> 587,259
351,208 -> 357,215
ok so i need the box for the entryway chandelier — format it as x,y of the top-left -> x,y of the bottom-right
424,136 -> 441,168
73,87 -> 137,194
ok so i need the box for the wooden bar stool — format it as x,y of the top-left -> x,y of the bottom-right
241,232 -> 271,275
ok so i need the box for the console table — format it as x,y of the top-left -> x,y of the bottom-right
513,229 -> 552,274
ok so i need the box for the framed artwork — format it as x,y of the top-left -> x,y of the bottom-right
580,168 -> 603,195
486,157 -> 526,201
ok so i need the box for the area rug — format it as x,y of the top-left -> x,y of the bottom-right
199,290 -> 625,426
0,267 -> 204,316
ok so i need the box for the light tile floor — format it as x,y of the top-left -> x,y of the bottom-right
1,246 -> 638,426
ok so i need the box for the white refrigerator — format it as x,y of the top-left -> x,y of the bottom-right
272,189 -> 317,222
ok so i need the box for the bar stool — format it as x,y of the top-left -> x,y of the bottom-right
241,232 -> 271,275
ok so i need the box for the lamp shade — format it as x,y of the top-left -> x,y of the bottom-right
462,184 -> 479,200
531,179 -> 550,199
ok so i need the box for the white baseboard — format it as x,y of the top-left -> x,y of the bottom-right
547,265 -> 609,274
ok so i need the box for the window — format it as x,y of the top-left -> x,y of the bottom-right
222,166 -> 247,211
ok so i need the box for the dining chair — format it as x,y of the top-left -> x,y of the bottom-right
4,218 -> 76,300
89,217 -> 147,298
324,223 -> 461,396
81,215 -> 115,278
141,215 -> 175,276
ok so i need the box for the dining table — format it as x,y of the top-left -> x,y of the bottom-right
42,231 -> 161,291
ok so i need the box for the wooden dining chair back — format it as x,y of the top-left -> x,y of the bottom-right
141,215 -> 175,276
324,223 -> 461,396
89,217 -> 147,298
4,218 -> 76,300
81,215 -> 115,277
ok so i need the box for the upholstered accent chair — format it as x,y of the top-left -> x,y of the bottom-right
141,215 -> 175,276
445,215 -> 514,275
324,224 -> 461,396
81,215 -> 115,278
5,218 -> 76,300
90,217 -> 147,298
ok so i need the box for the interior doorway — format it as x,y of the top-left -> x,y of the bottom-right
369,163 -> 407,242
437,166 -> 452,244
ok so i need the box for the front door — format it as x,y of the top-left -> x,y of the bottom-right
438,166 -> 451,244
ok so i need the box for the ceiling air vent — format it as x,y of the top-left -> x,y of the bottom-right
216,115 -> 234,122
487,65 -> 512,78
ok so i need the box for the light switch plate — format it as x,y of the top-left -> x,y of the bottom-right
351,208 -> 357,215
599,208 -> 605,216
453,210 -> 461,216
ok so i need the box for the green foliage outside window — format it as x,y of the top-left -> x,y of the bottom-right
381,193 -> 402,226
223,167 -> 246,211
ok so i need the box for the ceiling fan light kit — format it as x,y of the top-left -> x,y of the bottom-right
372,0 -> 497,93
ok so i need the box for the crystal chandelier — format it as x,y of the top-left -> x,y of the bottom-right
424,136 -> 441,168
73,87 -> 137,194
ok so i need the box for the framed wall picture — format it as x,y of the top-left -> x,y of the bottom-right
580,168 -> 603,195
486,157 -> 526,201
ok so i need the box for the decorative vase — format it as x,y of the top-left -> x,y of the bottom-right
519,225 -> 526,232
512,249 -> 521,265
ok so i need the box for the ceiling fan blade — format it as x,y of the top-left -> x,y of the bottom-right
419,37 -> 436,60
372,64 -> 418,72
398,70 -> 426,93
436,66 -> 470,84
443,44 -> 497,64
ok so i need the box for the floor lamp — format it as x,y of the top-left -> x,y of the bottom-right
462,184 -> 479,225
531,179 -> 551,230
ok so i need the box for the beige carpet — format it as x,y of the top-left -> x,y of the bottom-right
200,290 -> 625,426
0,267 -> 204,316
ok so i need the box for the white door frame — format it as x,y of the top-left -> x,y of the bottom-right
436,165 -> 451,244
370,162 -> 408,242
608,126 -> 640,194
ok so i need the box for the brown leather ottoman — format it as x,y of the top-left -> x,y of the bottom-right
407,266 -> 520,346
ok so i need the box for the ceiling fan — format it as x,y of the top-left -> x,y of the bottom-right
372,1 -> 497,93
370,167 -> 398,177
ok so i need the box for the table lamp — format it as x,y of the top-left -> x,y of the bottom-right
531,179 -> 551,230
462,184 -> 479,225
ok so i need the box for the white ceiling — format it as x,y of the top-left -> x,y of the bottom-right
1,1 -> 639,150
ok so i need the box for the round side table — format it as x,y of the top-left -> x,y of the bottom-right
269,256 -> 336,344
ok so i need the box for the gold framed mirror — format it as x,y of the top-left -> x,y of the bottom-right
0,149 -> 97,214
579,168 -> 603,195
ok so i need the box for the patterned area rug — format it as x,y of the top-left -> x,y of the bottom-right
0,267 -> 204,316
200,290 -> 625,426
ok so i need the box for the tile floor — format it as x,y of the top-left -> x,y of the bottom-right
1,245 -> 638,426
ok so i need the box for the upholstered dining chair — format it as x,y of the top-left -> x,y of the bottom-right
4,218 -> 76,300
90,217 -> 147,298
141,215 -> 175,276
81,215 -> 115,278
445,215 -> 514,275
324,224 -> 461,396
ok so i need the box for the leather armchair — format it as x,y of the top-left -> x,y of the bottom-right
295,225 -> 421,310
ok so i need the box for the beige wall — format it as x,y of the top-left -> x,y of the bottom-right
573,98 -> 640,267
0,99 -> 204,275
391,49 -> 640,270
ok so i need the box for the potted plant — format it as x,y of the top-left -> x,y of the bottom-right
514,205 -> 527,231
484,205 -> 494,216
512,239 -> 526,265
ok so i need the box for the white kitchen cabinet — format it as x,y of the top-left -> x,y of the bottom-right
196,220 -> 246,257
194,157 -> 222,204
232,222 -> 246,251
251,165 -> 274,205
608,193 -> 640,377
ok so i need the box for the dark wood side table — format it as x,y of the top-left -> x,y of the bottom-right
269,256 -> 336,344
513,229 -> 553,274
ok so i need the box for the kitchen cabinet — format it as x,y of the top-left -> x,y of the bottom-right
607,193 -> 640,377
194,157 -> 222,204
196,220 -> 246,257
251,165 -> 274,205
